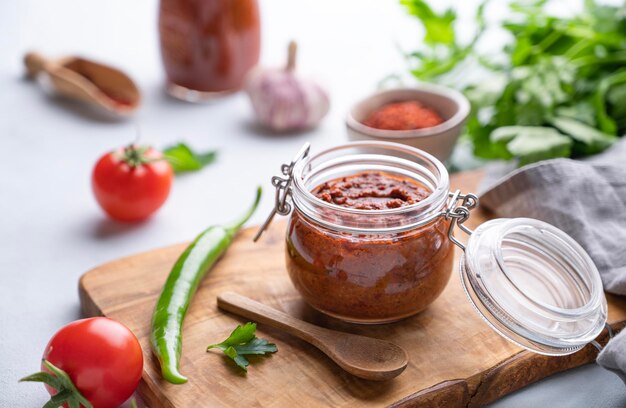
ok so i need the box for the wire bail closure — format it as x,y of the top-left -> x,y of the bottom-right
253,143 -> 311,242
445,190 -> 478,251
591,323 -> 615,352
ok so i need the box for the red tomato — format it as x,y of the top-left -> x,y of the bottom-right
42,317 -> 143,408
92,145 -> 173,222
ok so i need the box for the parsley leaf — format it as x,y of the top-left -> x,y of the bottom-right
550,116 -> 616,155
207,323 -> 277,372
401,0 -> 456,45
491,126 -> 572,165
163,143 -> 217,174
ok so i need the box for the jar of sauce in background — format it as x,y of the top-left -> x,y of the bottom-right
158,0 -> 261,101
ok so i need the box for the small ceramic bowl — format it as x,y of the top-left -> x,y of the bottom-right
346,85 -> 470,162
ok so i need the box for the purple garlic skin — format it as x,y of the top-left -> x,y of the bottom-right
245,67 -> 330,132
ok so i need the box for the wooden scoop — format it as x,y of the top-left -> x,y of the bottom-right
217,292 -> 409,381
24,52 -> 140,115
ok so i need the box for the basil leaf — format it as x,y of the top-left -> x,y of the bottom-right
163,143 -> 217,174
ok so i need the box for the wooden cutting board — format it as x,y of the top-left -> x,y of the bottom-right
79,170 -> 626,408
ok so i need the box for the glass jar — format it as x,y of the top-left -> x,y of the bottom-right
257,141 -> 609,355
158,0 -> 261,101
285,143 -> 453,324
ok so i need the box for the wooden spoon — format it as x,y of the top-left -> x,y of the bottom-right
24,52 -> 141,116
217,291 -> 409,381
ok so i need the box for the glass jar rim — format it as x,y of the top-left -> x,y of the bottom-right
291,141 -> 450,233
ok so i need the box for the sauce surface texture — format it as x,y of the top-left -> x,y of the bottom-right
312,172 -> 430,210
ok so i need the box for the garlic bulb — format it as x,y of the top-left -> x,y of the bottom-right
245,41 -> 330,132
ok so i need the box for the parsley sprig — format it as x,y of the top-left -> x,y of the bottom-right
401,0 -> 626,165
207,323 -> 277,372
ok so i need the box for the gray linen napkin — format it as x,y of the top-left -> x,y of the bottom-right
598,328 -> 626,384
477,138 -> 626,383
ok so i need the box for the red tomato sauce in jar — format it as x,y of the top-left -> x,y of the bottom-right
286,171 -> 455,323
313,172 -> 430,210
158,0 -> 261,94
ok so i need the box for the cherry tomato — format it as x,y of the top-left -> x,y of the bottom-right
92,145 -> 173,222
42,317 -> 143,408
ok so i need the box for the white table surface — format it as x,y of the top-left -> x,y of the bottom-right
1,0 -> 624,407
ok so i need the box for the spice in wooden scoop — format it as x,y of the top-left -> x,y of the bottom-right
24,52 -> 141,116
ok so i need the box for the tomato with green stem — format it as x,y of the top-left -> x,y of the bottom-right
92,145 -> 173,222
20,317 -> 143,408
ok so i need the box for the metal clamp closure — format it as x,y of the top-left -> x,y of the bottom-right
253,143 -> 311,242
445,190 -> 478,251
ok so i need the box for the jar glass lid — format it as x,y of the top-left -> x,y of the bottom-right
460,218 -> 607,355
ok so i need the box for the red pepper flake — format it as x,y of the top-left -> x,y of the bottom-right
362,101 -> 444,131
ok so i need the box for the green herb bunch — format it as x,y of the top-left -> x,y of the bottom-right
401,0 -> 626,164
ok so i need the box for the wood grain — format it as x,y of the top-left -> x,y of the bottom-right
79,170 -> 626,407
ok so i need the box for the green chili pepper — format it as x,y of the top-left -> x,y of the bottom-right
150,187 -> 262,384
